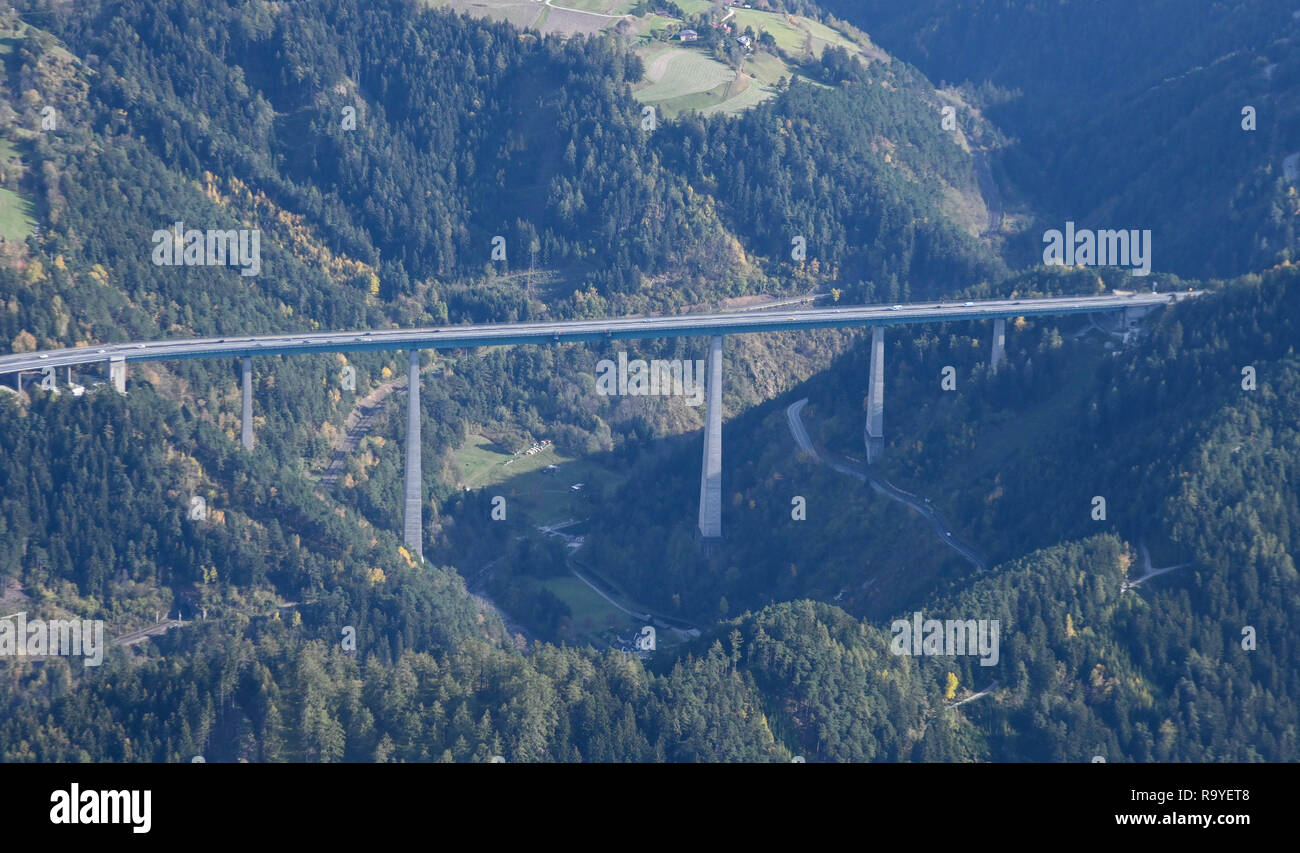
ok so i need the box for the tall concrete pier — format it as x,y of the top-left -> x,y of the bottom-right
109,357 -> 126,394
991,317 -> 1006,373
241,357 -> 254,450
403,350 -> 423,560
865,326 -> 884,463
698,336 -> 724,539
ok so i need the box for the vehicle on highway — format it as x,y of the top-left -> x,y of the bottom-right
891,305 -> 902,310
964,301 -> 974,307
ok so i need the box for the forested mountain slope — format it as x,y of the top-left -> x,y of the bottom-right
816,0 -> 1300,279
0,0 -> 1294,763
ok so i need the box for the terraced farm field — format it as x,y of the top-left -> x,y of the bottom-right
538,5 -> 616,36
698,53 -> 786,116
635,47 -> 736,107
731,8 -> 808,53
635,44 -> 790,117
730,8 -> 876,60
556,0 -> 636,12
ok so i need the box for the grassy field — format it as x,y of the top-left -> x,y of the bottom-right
635,47 -> 736,105
452,433 -> 678,648
799,17 -> 858,53
454,433 -> 565,489
555,0 -> 637,13
541,576 -> 639,641
676,0 -> 714,14
539,5 -> 617,35
630,3 -> 871,118
731,8 -> 807,53
705,50 -> 785,114
669,49 -> 789,117
633,41 -> 792,117
452,433 -> 626,526
729,8 -> 869,59
628,13 -> 679,43
422,0 -> 543,29
0,187 -> 35,243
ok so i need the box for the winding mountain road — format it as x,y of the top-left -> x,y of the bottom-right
786,398 -> 987,571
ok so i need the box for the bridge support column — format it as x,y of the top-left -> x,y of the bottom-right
865,326 -> 884,464
991,317 -> 1006,373
698,335 -> 723,539
241,357 -> 254,450
403,349 -> 423,561
109,357 -> 126,394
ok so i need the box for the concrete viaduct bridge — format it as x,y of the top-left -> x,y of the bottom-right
0,291 -> 1192,554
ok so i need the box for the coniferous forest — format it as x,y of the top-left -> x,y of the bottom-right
0,0 -> 1296,769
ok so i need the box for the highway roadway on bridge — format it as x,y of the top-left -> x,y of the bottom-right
0,291 -> 1194,376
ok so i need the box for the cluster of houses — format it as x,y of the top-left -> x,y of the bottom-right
679,26 -> 754,49
677,7 -> 757,51
518,439 -> 552,456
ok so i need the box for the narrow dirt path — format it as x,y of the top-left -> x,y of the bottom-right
319,378 -> 405,487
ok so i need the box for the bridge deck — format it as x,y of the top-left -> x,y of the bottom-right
0,292 -> 1193,375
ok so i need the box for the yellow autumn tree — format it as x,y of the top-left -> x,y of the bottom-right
22,259 -> 44,284
11,330 -> 36,352
944,672 -> 959,701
